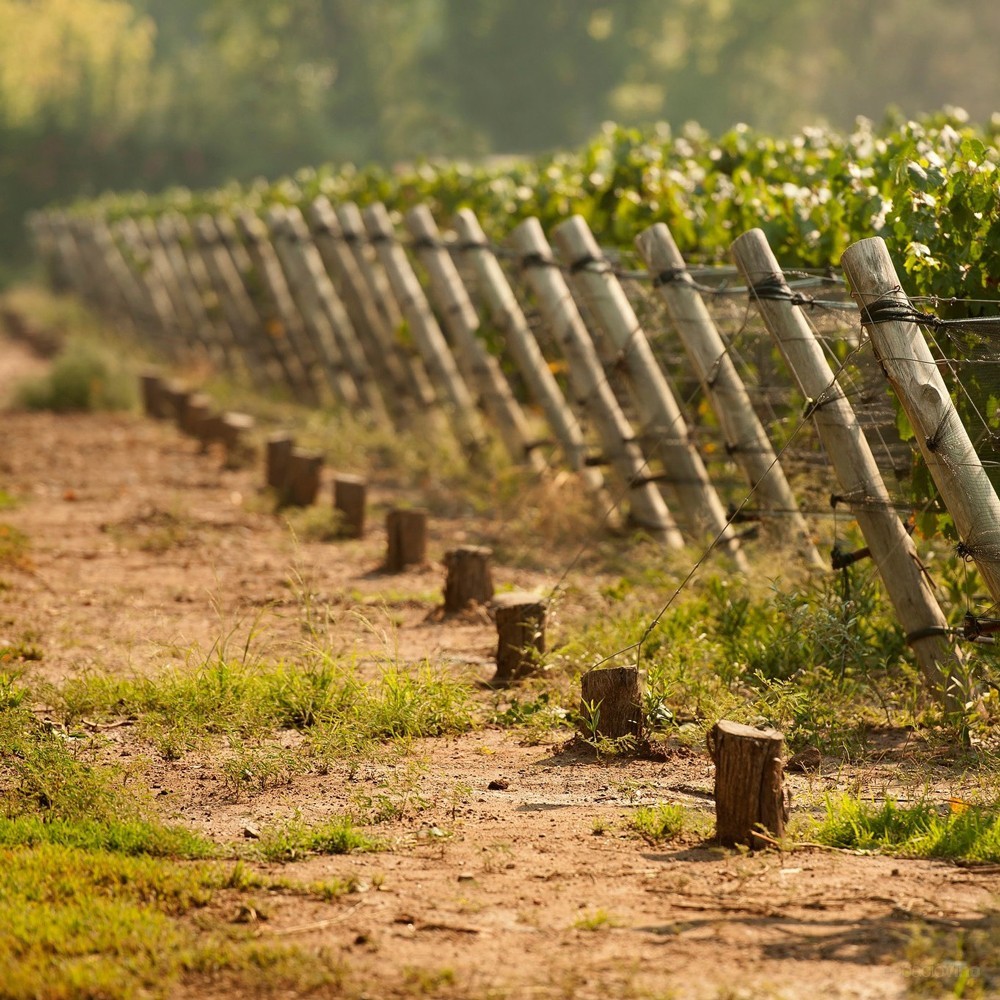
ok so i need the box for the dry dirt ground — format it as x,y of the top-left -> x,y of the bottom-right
1,327 -> 998,1000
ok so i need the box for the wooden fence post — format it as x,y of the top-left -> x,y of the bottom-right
509,217 -> 684,547
491,591 -> 547,685
403,205 -> 546,473
266,205 -> 360,409
579,666 -> 644,742
234,210 -> 323,405
636,222 -> 824,569
333,474 -> 367,538
552,215 -> 747,569
362,202 -> 487,456
452,209 -> 605,494
731,228 -> 965,703
306,198 -> 408,422
385,508 -> 429,571
336,202 -> 438,412
443,545 -> 494,613
841,237 -> 1000,606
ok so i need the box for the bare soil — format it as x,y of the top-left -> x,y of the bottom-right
1,328 -> 997,1000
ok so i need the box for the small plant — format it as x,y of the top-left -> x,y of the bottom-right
256,813 -> 383,862
15,335 -> 136,412
0,523 -> 30,569
627,804 -> 687,845
572,908 -> 619,931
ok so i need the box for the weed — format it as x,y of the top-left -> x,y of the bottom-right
256,813 -> 382,862
811,795 -> 1000,862
627,804 -> 688,845
15,334 -> 136,412
402,966 -> 457,994
221,739 -> 305,800
0,489 -> 17,510
573,908 -> 619,931
591,816 -> 611,836
0,523 -> 30,569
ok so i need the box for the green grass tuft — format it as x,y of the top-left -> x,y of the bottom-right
626,803 -> 688,845
813,795 -> 1000,863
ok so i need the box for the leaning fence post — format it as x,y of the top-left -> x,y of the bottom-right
636,222 -> 824,569
362,202 -> 488,457
731,228 -> 965,703
509,217 -> 684,547
841,237 -> 1000,607
552,215 -> 747,568
452,209 -> 605,495
403,205 -> 546,474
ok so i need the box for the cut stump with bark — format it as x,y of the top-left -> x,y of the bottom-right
333,475 -> 367,538
708,719 -> 787,849
219,412 -> 256,469
283,448 -> 323,507
266,433 -> 295,492
578,666 -> 644,743
443,545 -> 494,613
140,372 -> 166,419
491,590 -> 546,686
179,393 -> 213,439
385,508 -> 428,571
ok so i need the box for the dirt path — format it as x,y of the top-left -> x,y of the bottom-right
1,328 -> 997,1000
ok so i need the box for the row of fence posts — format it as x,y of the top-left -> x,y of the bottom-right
27,200 -> 1000,706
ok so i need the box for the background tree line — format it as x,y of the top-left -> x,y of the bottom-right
2,0 -> 999,276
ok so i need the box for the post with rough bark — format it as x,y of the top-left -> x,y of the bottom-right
551,215 -> 747,570
840,237 -> 1000,607
180,393 -> 213,438
509,217 -> 684,547
281,448 -> 323,507
333,475 -> 367,539
443,546 -> 494,613
731,229 -> 966,705
266,433 -> 295,492
219,413 -> 256,469
708,720 -> 787,849
491,591 -> 547,686
385,508 -> 429,571
635,222 -> 824,569
579,666 -> 644,743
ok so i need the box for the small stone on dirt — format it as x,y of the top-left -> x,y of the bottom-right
786,745 -> 821,773
488,778 -> 509,790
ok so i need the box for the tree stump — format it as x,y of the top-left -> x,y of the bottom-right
385,508 -> 428,571
443,545 -> 494,613
578,666 -> 644,742
708,720 -> 787,849
283,448 -> 323,506
333,474 -> 367,538
160,381 -> 189,424
219,412 -> 256,469
140,372 -> 166,419
491,590 -> 546,685
180,393 -> 213,438
266,433 -> 295,492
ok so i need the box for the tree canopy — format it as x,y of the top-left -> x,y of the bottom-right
2,0 -> 999,274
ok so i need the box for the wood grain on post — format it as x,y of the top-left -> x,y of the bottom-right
636,222 -> 823,569
579,666 -> 644,742
333,474 -> 367,538
510,217 -> 683,547
731,229 -> 964,702
551,215 -> 747,570
443,545 -> 494,613
491,591 -> 547,686
385,508 -> 429,572
179,392 -> 213,437
841,237 -> 1000,607
708,720 -> 787,848
266,433 -> 294,492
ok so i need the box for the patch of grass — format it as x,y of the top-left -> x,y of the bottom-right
256,814 -> 383,862
0,843 -> 345,1000
15,334 -> 136,412
221,739 -> 307,800
905,910 -> 1000,999
0,634 -> 42,664
812,795 -> 1000,863
626,804 -> 688,845
0,522 -> 30,569
572,908 -> 620,931
0,489 -> 18,510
